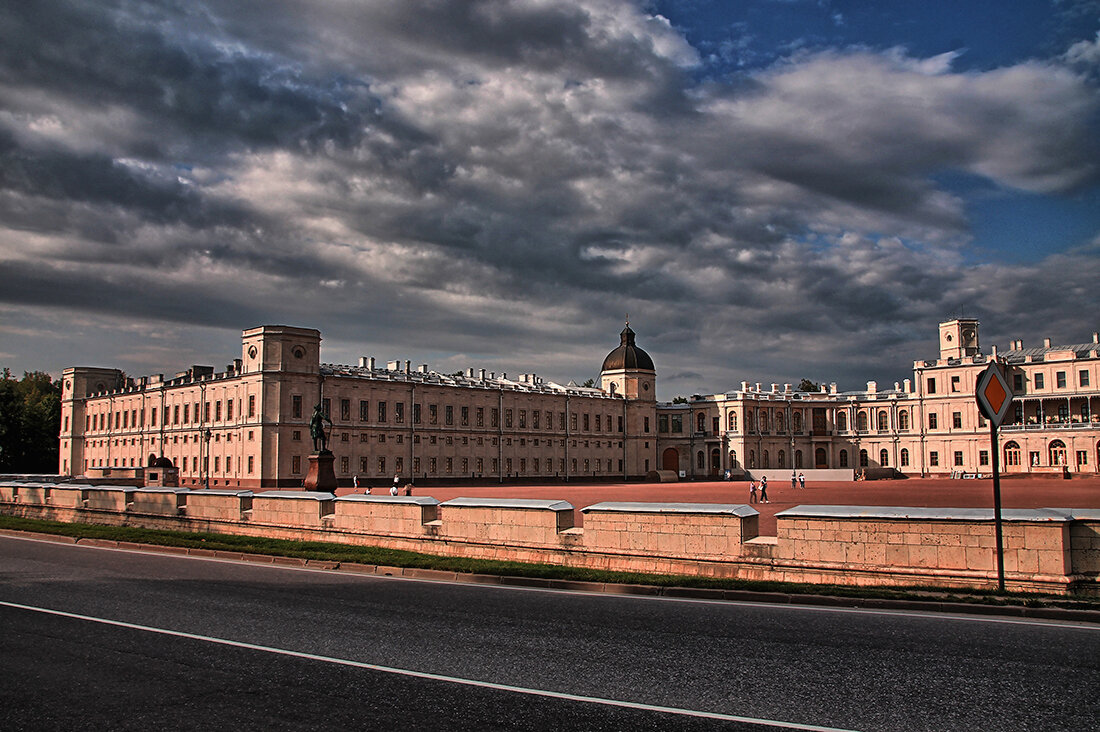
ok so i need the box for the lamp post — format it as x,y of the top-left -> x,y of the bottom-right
203,428 -> 212,490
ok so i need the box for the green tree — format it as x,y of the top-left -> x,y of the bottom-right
0,369 -> 61,473
582,378 -> 596,388
671,396 -> 688,404
797,378 -> 821,393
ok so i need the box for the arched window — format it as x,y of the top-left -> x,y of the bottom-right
877,410 -> 888,430
898,411 -> 910,431
749,450 -> 756,468
793,412 -> 803,433
729,450 -> 738,468
747,409 -> 755,433
697,450 -> 705,469
778,450 -> 786,468
856,411 -> 869,431
759,412 -> 769,432
763,450 -> 770,468
776,413 -> 785,433
1049,440 -> 1067,466
880,448 -> 889,466
795,450 -> 803,469
815,447 -> 827,468
836,411 -> 848,431
839,449 -> 848,468
1004,441 -> 1021,467
900,448 -> 909,467
859,449 -> 869,467
727,411 -> 737,431
697,412 -> 706,433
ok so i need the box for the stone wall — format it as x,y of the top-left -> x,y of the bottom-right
2,480 -> 1097,595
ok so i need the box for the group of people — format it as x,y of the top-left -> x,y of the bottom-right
351,473 -> 409,496
747,472 -> 806,504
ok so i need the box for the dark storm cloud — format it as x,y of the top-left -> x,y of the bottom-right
0,0 -> 1097,394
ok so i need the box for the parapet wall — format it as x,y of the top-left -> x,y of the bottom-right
1,481 -> 1096,595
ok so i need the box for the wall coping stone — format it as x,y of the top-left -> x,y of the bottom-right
1045,508 -> 1100,520
775,505 -> 1074,523
189,489 -> 254,497
441,497 -> 573,511
581,502 -> 758,517
132,487 -> 190,494
336,495 -> 440,506
253,490 -> 333,501
86,485 -> 139,494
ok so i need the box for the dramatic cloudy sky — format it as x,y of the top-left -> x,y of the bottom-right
1,0 -> 1098,398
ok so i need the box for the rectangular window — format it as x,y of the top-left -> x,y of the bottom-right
644,416 -> 650,433
378,456 -> 386,474
430,457 -> 437,474
477,407 -> 484,427
493,408 -> 500,428
151,408 -> 158,427
1034,373 -> 1044,389
618,415 -> 624,433
951,375 -> 960,392
359,457 -> 369,474
671,414 -> 682,433
1077,450 -> 1088,467
204,402 -> 210,422
322,398 -> 331,418
929,451 -> 939,467
926,377 -> 936,394
546,411 -> 553,430
532,410 -> 539,429
341,456 -> 349,474
583,413 -> 590,431
979,451 -> 989,466
659,415 -> 669,433
247,455 -> 254,474
293,430 -> 301,441
183,404 -> 190,423
954,451 -> 964,467
430,404 -> 438,424
214,456 -> 220,473
215,401 -> 222,421
395,457 -> 403,474
476,457 -> 484,474
248,395 -> 256,418
359,400 -> 369,421
395,402 -> 404,424
952,412 -> 962,429
413,403 -> 421,424
341,399 -> 351,421
446,457 -> 453,474
929,413 -> 938,429
519,410 -> 526,429
446,405 -> 454,426
505,409 -> 513,428
292,456 -> 301,474
1081,370 -> 1091,387
226,400 -> 233,420
1056,371 -> 1067,389
413,457 -> 420,474
570,413 -> 578,431
461,406 -> 469,426
377,401 -> 386,422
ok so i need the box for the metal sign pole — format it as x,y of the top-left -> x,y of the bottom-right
990,420 -> 1005,592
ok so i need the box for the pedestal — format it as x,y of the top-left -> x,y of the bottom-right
303,451 -> 337,492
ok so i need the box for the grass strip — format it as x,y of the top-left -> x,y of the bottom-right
1,514 -> 1096,610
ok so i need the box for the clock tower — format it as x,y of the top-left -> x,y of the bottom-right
939,318 -> 980,360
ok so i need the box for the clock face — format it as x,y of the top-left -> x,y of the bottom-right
944,332 -> 953,342
248,346 -> 258,359
292,346 -> 305,359
962,328 -> 975,344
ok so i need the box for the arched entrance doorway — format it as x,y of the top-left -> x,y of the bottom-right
710,448 -> 721,476
815,447 -> 828,468
1049,440 -> 1067,466
662,448 -> 679,472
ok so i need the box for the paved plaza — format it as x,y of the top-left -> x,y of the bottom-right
335,475 -> 1100,535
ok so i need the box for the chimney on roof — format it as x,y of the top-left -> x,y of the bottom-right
755,382 -> 762,392
386,360 -> 399,371
741,381 -> 750,391
829,382 -> 838,394
358,357 -> 369,368
419,364 -> 430,373
1093,332 -> 1099,344
991,345 -> 998,360
903,378 -> 911,393
404,360 -> 411,373
479,368 -> 486,380
1043,338 -> 1051,348
867,380 -> 877,393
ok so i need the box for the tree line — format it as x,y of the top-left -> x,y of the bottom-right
0,369 -> 61,474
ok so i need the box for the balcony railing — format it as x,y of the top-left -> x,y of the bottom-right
1001,421 -> 1099,432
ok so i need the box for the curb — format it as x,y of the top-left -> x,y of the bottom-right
4,529 -> 1098,623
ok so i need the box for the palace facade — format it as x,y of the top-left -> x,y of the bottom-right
59,319 -> 1100,488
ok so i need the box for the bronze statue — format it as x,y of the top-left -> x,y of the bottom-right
309,403 -> 333,453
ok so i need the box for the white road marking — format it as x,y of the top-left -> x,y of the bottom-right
1,599 -> 859,732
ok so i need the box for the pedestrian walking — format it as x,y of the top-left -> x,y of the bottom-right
392,472 -> 401,491
353,474 -> 359,491
389,483 -> 398,496
798,472 -> 805,489
791,474 -> 797,490
760,476 -> 769,503
749,479 -> 758,504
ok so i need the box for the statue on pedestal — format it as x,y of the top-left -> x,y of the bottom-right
309,403 -> 333,453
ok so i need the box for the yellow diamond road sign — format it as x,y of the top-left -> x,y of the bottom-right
975,362 -> 1013,427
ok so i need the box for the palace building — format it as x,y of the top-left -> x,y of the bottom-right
58,319 -> 1100,488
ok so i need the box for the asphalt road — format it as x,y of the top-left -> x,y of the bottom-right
1,535 -> 1097,731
